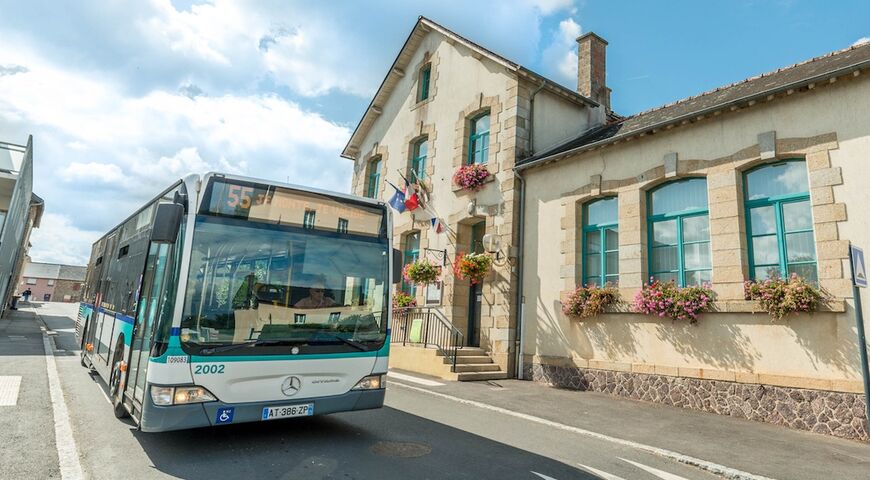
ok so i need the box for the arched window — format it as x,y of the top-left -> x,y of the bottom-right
582,197 -> 619,286
366,157 -> 381,198
411,138 -> 428,181
648,178 -> 711,286
402,231 -> 421,296
467,113 -> 490,165
744,160 -> 816,281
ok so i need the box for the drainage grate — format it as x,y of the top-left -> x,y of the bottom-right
370,441 -> 432,458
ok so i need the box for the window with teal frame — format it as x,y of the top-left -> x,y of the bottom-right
417,64 -> 431,102
366,157 -> 381,198
411,138 -> 427,181
401,231 -> 420,296
744,160 -> 817,281
648,178 -> 711,286
467,113 -> 490,165
582,197 -> 619,286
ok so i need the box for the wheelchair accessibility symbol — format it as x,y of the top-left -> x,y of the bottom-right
215,407 -> 235,424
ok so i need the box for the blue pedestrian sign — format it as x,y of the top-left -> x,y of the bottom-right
851,245 -> 867,288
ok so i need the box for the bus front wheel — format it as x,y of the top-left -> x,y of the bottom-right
109,351 -> 129,419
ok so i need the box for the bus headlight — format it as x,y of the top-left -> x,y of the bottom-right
150,385 -> 217,406
352,374 -> 385,390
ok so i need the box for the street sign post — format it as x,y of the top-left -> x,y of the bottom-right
848,244 -> 870,436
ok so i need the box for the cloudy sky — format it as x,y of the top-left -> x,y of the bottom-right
0,0 -> 868,265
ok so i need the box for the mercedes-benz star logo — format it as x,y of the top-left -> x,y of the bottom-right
281,376 -> 302,397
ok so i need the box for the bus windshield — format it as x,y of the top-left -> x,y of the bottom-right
179,207 -> 389,356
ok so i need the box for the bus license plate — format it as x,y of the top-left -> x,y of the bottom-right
261,403 -> 314,421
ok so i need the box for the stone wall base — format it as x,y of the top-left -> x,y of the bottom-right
525,363 -> 868,442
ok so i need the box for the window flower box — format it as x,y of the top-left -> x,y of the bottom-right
452,164 -> 491,191
633,278 -> 715,324
561,284 -> 620,319
743,274 -> 827,320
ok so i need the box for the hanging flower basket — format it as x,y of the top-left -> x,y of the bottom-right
452,164 -> 491,191
392,291 -> 417,310
402,259 -> 442,285
453,252 -> 493,284
744,273 -> 826,320
561,284 -> 620,318
632,278 -> 715,324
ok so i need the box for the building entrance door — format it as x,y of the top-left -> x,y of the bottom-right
466,221 -> 485,347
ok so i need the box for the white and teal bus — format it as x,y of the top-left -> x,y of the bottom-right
76,173 -> 398,432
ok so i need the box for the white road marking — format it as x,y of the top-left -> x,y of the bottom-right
577,464 -> 627,480
43,334 -> 84,480
0,376 -> 22,406
531,472 -> 558,480
621,458 -> 690,480
387,371 -> 445,386
8,335 -> 27,340
54,328 -> 76,334
389,381 -> 776,480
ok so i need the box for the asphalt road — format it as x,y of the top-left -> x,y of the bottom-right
0,302 -> 815,479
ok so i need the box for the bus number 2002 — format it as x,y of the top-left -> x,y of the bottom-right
194,364 -> 225,374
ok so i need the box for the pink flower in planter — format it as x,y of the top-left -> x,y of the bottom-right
452,164 -> 491,191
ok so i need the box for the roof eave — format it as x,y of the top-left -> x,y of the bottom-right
516,59 -> 870,172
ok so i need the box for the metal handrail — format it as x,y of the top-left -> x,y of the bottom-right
390,306 -> 465,372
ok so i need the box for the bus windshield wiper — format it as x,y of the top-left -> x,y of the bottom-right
307,331 -> 369,351
199,338 -> 302,355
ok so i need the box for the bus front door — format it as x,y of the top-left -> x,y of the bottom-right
126,243 -> 170,407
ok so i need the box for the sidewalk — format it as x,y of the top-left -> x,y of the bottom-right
388,369 -> 870,480
0,307 -> 61,478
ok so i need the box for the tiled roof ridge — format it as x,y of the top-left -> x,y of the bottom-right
617,41 -> 870,122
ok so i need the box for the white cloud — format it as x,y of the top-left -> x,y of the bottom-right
853,37 -> 870,47
0,0 -> 579,264
28,213 -> 104,265
525,0 -> 577,15
0,33 -> 352,264
542,17 -> 582,86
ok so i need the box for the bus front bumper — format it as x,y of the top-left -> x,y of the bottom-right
139,387 -> 386,433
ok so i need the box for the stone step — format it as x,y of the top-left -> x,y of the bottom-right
452,363 -> 502,373
453,348 -> 487,356
456,371 -> 509,382
443,355 -> 493,365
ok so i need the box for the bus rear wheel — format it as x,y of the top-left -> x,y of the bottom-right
109,353 -> 129,419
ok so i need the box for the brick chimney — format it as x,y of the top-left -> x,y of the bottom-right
577,32 -> 610,112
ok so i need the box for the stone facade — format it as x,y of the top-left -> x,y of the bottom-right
526,362 -> 869,442
343,18 -> 595,373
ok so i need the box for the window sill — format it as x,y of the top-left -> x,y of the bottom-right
590,299 -> 847,315
451,166 -> 497,194
411,97 -> 434,111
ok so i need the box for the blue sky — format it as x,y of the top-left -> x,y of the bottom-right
0,0 -> 867,264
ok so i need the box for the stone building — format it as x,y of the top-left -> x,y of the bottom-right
18,260 -> 86,303
0,136 -> 43,315
343,17 -> 603,379
348,17 -> 870,440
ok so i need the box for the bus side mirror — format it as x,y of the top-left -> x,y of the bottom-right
151,203 -> 184,244
392,248 -> 402,284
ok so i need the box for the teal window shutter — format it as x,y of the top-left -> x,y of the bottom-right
467,113 -> 490,165
744,160 -> 816,281
648,178 -> 712,286
582,197 -> 619,286
418,64 -> 431,102
411,138 -> 427,181
366,157 -> 381,198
